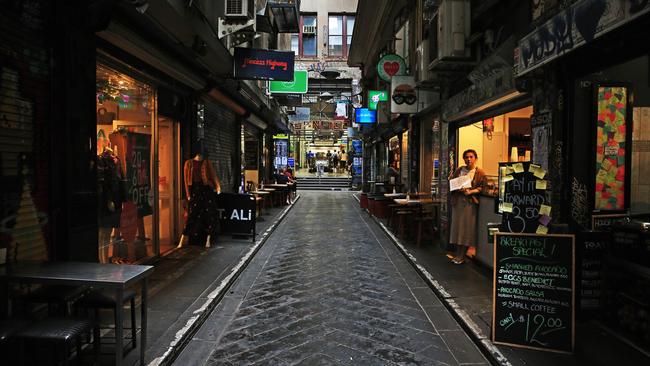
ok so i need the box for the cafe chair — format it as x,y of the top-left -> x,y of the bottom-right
14,316 -> 98,365
19,285 -> 89,317
415,203 -> 438,247
74,288 -> 137,352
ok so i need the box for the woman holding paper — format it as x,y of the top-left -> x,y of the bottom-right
449,149 -> 487,264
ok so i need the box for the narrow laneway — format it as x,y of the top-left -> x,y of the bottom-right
176,192 -> 488,365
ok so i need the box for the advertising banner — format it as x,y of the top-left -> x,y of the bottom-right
234,48 -> 295,81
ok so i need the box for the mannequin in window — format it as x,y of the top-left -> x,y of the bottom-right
97,145 -> 125,263
177,150 -> 221,248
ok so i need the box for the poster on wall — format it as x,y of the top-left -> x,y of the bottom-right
109,131 -> 152,217
532,124 -> 549,171
391,76 -> 418,114
594,85 -> 628,211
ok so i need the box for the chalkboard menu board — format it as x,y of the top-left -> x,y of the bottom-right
577,231 -> 609,312
244,140 -> 258,169
591,213 -> 628,231
492,233 -> 575,353
497,162 -> 549,234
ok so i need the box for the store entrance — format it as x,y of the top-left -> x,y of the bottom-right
296,129 -> 350,178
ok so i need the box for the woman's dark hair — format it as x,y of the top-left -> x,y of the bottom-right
462,149 -> 478,159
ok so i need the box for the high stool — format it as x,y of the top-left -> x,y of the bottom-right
14,317 -> 97,365
0,319 -> 30,364
74,288 -> 137,351
19,285 -> 89,316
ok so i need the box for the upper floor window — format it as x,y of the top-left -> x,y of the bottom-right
300,15 -> 317,57
290,34 -> 299,55
328,14 -> 355,58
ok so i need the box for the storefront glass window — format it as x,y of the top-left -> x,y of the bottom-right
631,107 -> 650,213
96,64 -> 155,264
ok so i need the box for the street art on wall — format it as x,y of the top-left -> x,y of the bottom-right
517,0 -> 650,76
595,86 -> 627,210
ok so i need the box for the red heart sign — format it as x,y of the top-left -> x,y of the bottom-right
383,61 -> 400,76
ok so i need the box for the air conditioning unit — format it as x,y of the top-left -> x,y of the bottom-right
225,0 -> 254,19
303,25 -> 316,34
437,0 -> 471,59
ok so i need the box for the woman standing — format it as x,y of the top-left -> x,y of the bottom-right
449,149 -> 487,264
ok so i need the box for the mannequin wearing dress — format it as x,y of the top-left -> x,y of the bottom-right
177,153 -> 221,248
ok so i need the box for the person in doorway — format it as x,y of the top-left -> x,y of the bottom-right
326,150 -> 332,170
448,149 -> 487,264
332,150 -> 340,173
178,150 -> 221,249
340,149 -> 348,173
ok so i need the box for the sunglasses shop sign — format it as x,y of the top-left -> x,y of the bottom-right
391,76 -> 418,114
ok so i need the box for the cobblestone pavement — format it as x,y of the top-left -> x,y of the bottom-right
175,192 -> 489,366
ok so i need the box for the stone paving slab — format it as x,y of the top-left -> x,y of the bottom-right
178,192 -> 488,366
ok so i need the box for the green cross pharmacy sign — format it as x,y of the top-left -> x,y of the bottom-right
269,70 -> 308,94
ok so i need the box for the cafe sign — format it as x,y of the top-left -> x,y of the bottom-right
376,54 -> 406,82
269,70 -> 308,93
233,48 -> 295,81
368,90 -> 388,110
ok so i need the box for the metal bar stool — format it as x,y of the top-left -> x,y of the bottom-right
74,288 -> 137,352
15,317 -> 97,366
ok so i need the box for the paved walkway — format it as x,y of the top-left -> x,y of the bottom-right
176,192 -> 488,365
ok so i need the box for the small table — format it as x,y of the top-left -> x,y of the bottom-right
384,193 -> 406,199
2,261 -> 154,366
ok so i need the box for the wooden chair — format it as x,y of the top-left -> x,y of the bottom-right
414,203 -> 438,247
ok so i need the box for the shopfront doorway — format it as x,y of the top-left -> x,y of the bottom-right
96,63 -> 182,263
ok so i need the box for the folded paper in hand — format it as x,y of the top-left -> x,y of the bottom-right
449,175 -> 472,191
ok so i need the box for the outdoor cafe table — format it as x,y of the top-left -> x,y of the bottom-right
1,261 -> 154,366
384,193 -> 406,199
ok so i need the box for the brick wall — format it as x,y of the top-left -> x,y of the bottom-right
203,99 -> 240,193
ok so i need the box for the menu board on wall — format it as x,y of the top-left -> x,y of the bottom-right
577,231 -> 609,312
591,213 -> 628,231
492,233 -> 575,353
497,162 -> 550,234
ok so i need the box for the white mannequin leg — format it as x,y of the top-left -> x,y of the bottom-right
205,235 -> 211,248
177,234 -> 188,248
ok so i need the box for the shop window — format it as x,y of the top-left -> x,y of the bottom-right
395,19 -> 410,66
631,107 -> 650,213
96,64 -> 155,264
300,15 -> 317,57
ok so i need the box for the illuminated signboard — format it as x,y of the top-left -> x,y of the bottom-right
233,48 -> 295,81
368,90 -> 388,110
354,108 -> 377,124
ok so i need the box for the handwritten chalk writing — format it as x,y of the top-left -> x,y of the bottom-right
504,193 -> 546,206
571,177 -> 589,228
493,233 -> 574,352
